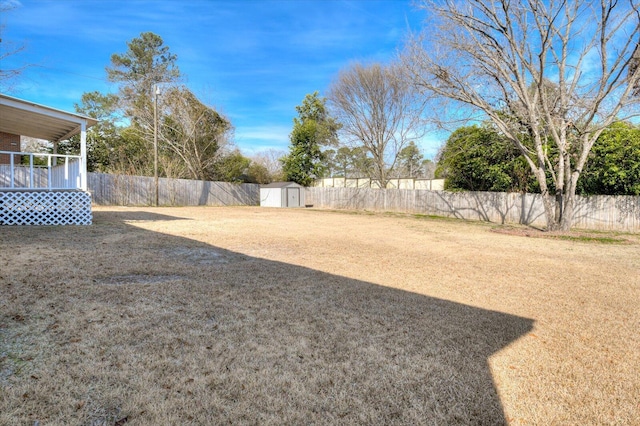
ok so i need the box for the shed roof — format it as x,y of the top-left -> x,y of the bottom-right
261,182 -> 304,188
0,94 -> 98,142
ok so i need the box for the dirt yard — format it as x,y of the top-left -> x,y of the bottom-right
1,206 -> 639,425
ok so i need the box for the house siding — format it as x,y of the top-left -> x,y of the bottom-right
0,132 -> 21,165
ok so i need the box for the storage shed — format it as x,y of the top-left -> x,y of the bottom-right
260,182 -> 305,208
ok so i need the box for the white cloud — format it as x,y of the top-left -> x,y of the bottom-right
235,125 -> 291,154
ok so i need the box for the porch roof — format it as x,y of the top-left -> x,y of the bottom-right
0,94 -> 98,142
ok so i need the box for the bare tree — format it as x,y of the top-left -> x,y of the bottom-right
631,43 -> 640,95
251,149 -> 286,181
152,86 -> 233,181
328,62 -> 427,188
404,0 -> 640,230
0,1 -> 29,90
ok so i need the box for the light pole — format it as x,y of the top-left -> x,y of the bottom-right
153,84 -> 160,207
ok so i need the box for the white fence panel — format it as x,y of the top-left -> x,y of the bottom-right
0,155 -> 82,190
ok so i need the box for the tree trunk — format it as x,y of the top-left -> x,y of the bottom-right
542,186 -> 578,231
535,168 -> 561,231
560,195 -> 575,231
555,192 -> 563,226
559,172 -> 581,231
541,194 -> 560,231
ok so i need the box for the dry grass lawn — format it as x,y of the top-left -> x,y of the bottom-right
1,206 -> 639,425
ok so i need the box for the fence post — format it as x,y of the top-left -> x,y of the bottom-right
10,153 -> 15,189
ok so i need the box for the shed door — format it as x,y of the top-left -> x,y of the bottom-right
286,188 -> 299,207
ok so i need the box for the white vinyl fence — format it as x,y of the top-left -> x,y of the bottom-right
315,177 -> 445,190
0,152 -> 82,190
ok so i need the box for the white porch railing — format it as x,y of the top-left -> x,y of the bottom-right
0,151 -> 82,190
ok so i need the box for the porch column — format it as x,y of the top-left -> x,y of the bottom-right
80,120 -> 87,191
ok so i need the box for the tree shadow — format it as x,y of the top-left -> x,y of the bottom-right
430,190 -> 545,226
571,194 -> 640,231
1,210 -> 534,424
307,187 -> 547,228
195,180 -> 259,206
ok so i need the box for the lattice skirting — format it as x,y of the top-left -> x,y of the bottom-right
0,191 -> 92,225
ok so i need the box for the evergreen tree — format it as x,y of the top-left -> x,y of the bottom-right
281,92 -> 340,186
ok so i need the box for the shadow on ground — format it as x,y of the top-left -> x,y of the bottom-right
0,210 -> 533,425
93,209 -> 191,222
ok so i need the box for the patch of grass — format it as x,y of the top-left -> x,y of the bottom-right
412,212 -> 487,224
317,208 -> 470,224
549,234 -> 628,244
490,224 -> 635,244
313,208 -> 378,216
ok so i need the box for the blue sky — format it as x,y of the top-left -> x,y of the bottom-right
1,0 -> 443,158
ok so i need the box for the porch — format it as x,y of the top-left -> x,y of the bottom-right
0,94 -> 97,225
0,151 -> 82,190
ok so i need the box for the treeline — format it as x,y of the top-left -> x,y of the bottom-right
278,2 -> 640,231
48,30 -> 638,200
279,89 -> 640,197
280,90 -> 434,187
436,122 -> 640,196
323,143 -> 436,181
50,32 -> 434,188
55,32 -> 281,184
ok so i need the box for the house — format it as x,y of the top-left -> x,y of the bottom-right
260,182 -> 305,208
0,94 -> 97,225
